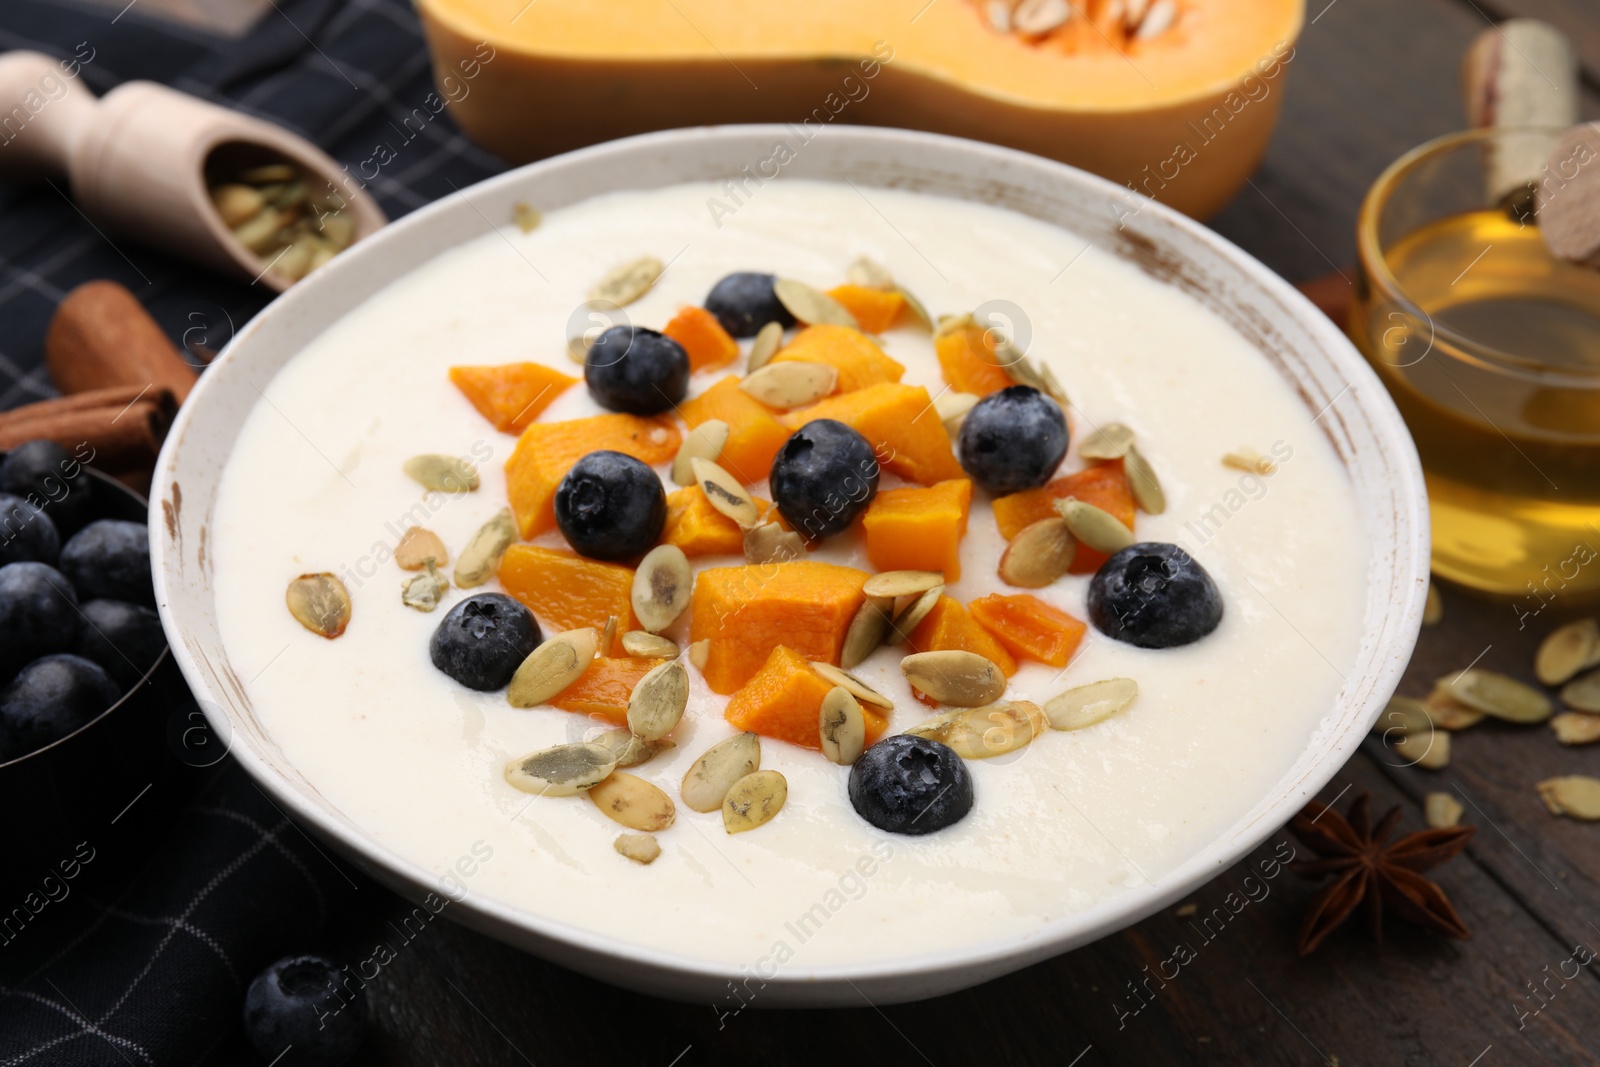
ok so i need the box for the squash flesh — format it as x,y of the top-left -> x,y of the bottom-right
861,478 -> 971,581
771,324 -> 905,393
826,285 -> 906,334
935,326 -> 1014,398
992,460 -> 1135,574
781,382 -> 963,486
550,657 -> 666,724
725,644 -> 888,750
449,362 -> 577,434
969,593 -> 1087,668
678,376 -> 791,485
663,305 -> 740,373
663,486 -> 772,557
907,595 -> 1018,677
497,544 -> 636,654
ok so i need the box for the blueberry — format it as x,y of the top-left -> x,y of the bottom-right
956,385 -> 1068,495
0,493 -> 60,567
430,593 -> 541,691
1088,542 -> 1224,649
768,419 -> 880,539
74,599 -> 165,689
554,451 -> 667,561
59,519 -> 152,607
584,325 -> 689,415
243,954 -> 368,1067
703,272 -> 795,338
0,654 -> 119,760
0,440 -> 95,534
0,562 -> 80,683
849,734 -> 973,835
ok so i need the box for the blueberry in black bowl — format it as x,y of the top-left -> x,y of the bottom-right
956,385 -> 1068,495
59,518 -> 152,607
584,325 -> 689,415
0,493 -> 60,567
703,271 -> 795,338
554,450 -> 666,561
850,734 -> 973,835
769,419 -> 880,539
0,654 -> 119,760
430,593 -> 541,691
0,562 -> 80,683
0,440 -> 95,534
74,599 -> 165,689
243,954 -> 368,1067
1088,542 -> 1223,649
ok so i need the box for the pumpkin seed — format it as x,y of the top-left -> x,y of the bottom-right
594,727 -> 673,768
454,508 -> 517,589
998,517 -> 1076,588
904,701 -> 1045,759
1044,677 -> 1138,730
1055,498 -> 1135,554
738,361 -> 838,409
847,255 -> 895,289
505,742 -> 616,796
507,628 -> 599,707
773,278 -> 857,328
688,639 -> 710,671
1425,792 -> 1464,829
936,312 -> 974,338
394,526 -> 448,571
722,770 -> 788,833
1371,695 -> 1432,736
901,650 -> 1006,707
233,207 -> 285,254
1013,0 -> 1072,35
1551,711 -> 1600,746
1221,446 -> 1276,475
627,660 -> 689,740
212,183 -> 264,228
589,772 -> 676,831
631,545 -> 692,633
286,573 -> 351,638
896,286 -> 933,331
566,335 -> 589,364
1423,582 -> 1443,626
1536,618 -> 1600,686
1422,688 -> 1487,730
241,162 -> 297,184
673,419 -> 730,486
1007,356 -> 1070,407
1393,729 -> 1450,769
681,732 -> 760,812
1439,669 -> 1552,723
689,458 -> 761,528
888,585 -> 944,643
600,614 -> 618,656
400,560 -> 448,613
863,570 -> 945,599
403,454 -> 479,493
810,661 -> 894,708
588,255 -> 663,306
1124,444 -> 1166,514
512,202 -> 541,233
841,596 -> 894,669
1536,775 -> 1600,820
743,522 -> 805,565
613,833 -> 660,864
819,687 -> 866,765
747,321 -> 784,371
935,391 -> 979,438
622,631 -> 679,658
1078,423 -> 1135,461
1563,669 -> 1600,713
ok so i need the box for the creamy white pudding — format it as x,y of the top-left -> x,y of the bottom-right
209,179 -> 1368,972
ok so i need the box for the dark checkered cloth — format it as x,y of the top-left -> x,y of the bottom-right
0,1 -> 504,1061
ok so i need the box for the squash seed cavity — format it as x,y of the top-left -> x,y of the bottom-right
773,278 -> 857,328
400,560 -> 448,613
505,742 -> 616,796
747,321 -> 785,371
905,701 -> 1044,759
628,660 -> 689,740
286,573 -> 351,638
454,508 -> 516,589
622,631 -> 679,659
673,419 -> 730,486
900,650 -> 1006,707
1045,677 -> 1138,731
738,362 -> 838,409
682,733 -> 760,813
722,770 -> 788,833
507,628 -> 599,707
589,772 -> 676,831
589,255 -> 663,306
998,517 -> 1075,588
632,545 -> 692,633
395,526 -> 448,571
403,454 -> 479,493
1055,498 -> 1134,554
820,687 -> 866,765
614,833 -> 660,865
811,661 -> 894,709
1536,618 -> 1600,686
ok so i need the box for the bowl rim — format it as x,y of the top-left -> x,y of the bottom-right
150,123 -> 1428,995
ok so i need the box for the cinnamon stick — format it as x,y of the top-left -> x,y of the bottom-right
45,281 -> 199,403
0,385 -> 176,475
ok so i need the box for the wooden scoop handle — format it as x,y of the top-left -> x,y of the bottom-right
0,51 -> 100,185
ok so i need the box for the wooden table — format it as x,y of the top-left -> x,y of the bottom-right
280,1 -> 1600,1062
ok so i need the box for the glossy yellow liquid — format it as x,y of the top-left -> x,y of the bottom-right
1351,209 -> 1600,598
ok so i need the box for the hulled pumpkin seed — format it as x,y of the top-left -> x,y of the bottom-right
1422,688 -> 1487,730
286,573 -> 351,638
1563,669 -> 1600,713
847,255 -> 895,289
394,526 -> 448,571
632,545 -> 692,633
505,742 -> 616,796
1551,711 -> 1600,746
1439,669 -> 1552,723
810,661 -> 894,709
512,202 -> 541,233
738,361 -> 838,409
566,335 -> 589,364
773,278 -> 857,328
1044,677 -> 1138,731
722,770 -> 787,833
682,732 -> 760,812
1371,695 -> 1432,736
1423,582 -> 1443,626
888,584 -> 944,643
1078,422 -> 1135,461
935,391 -> 979,439
589,772 -> 676,831
1124,444 -> 1166,514
863,570 -> 945,599
900,650 -> 1006,707
403,454 -> 479,493
588,255 -> 663,306
1536,775 -> 1600,820
1221,447 -> 1276,475
628,660 -> 689,740
400,560 -> 448,613
820,687 -> 866,765
904,701 -> 1045,759
1393,729 -> 1450,769
673,419 -> 730,486
614,833 -> 660,865
507,628 -> 599,707
896,286 -> 933,331
689,639 -> 710,671
840,596 -> 894,669
1056,498 -> 1135,554
744,522 -> 805,565
747,321 -> 784,371
594,727 -> 673,768
1536,618 -> 1600,686
454,508 -> 516,589
622,631 -> 679,658
998,517 -> 1076,588
689,458 -> 761,528
1425,792 -> 1464,829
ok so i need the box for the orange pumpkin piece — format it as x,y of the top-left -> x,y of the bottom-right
663,486 -> 771,557
725,644 -> 889,750
771,324 -> 905,393
992,459 -> 1135,574
690,560 -> 869,694
678,376 -> 791,485
969,594 -> 1087,669
448,362 -> 577,434
548,657 -> 666,725
781,382 -> 963,485
497,544 -> 635,654
907,596 -> 1017,676
861,478 -> 972,581
663,305 -> 739,373
826,285 -> 907,334
504,413 -> 679,538
935,325 -> 1015,397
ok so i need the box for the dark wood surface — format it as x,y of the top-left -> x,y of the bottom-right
243,0 -> 1600,1062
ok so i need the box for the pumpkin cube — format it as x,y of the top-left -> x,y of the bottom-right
504,413 -> 679,538
826,285 -> 907,334
907,595 -> 1017,676
550,657 -> 666,725
690,560 -> 869,694
969,594 -> 1087,669
771,324 -> 904,393
663,486 -> 771,557
861,478 -> 972,581
663,305 -> 739,373
497,544 -> 635,654
781,382 -> 963,485
725,644 -> 888,750
935,324 -> 1015,397
678,376 -> 791,485
992,460 -> 1135,574
448,362 -> 577,434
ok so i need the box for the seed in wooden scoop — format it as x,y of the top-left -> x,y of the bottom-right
773,278 -> 857,328
622,631 -> 678,658
935,392 -> 979,439
897,286 -> 933,331
681,732 -> 760,812
505,742 -> 616,796
512,202 -> 541,233
738,361 -> 838,409
394,526 -> 448,571
1055,498 -> 1134,555
673,419 -> 730,486
588,255 -> 663,306
904,701 -> 1045,760
1536,618 -> 1600,686
400,561 -> 448,613
212,183 -> 265,228
747,321 -> 784,371
628,660 -> 689,740
811,661 -> 894,709
403,454 -> 479,493
1551,712 -> 1600,746
1438,669 -> 1552,723
1425,792 -> 1464,829
1221,447 -> 1276,475
1536,775 -> 1600,820
1423,582 -> 1443,626
614,833 -> 660,865
722,769 -> 788,833
688,639 -> 710,671
589,772 -> 676,831
847,255 -> 895,289
454,508 -> 516,589
743,522 -> 805,565
507,628 -> 599,707
998,517 -> 1076,588
233,207 -> 285,254
1370,696 -> 1432,737
1392,729 -> 1449,770
1562,669 -> 1600,713
863,570 -> 944,599
1044,677 -> 1138,731
593,727 -> 673,768
819,687 -> 866,765
286,573 -> 351,638
632,545 -> 692,633
841,596 -> 894,669
241,162 -> 297,184
901,650 -> 1006,707
888,584 -> 945,643
1123,444 -> 1166,514
1077,422 -> 1135,461
689,458 -> 761,528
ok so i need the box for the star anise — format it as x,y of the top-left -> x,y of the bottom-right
1288,792 -> 1475,954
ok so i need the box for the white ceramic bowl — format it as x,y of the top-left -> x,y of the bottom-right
150,125 -> 1428,1006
